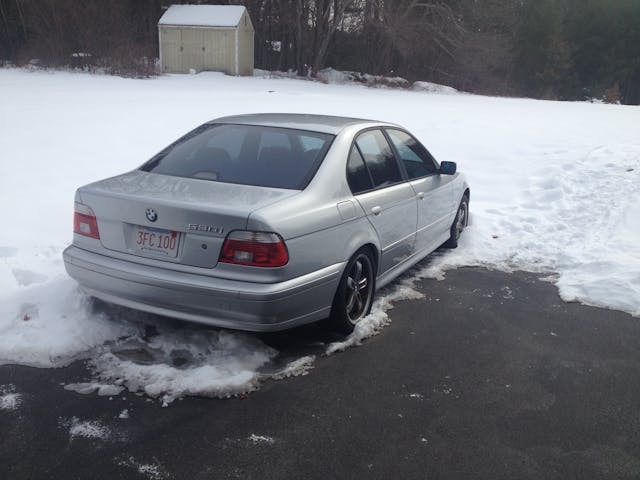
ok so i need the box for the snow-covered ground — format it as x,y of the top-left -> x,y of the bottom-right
0,68 -> 638,404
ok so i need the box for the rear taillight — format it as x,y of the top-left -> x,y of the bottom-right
73,202 -> 100,239
219,231 -> 288,267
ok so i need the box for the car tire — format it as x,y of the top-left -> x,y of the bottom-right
444,195 -> 469,249
329,248 -> 376,334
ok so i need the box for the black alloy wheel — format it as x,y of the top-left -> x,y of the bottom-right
330,249 -> 375,333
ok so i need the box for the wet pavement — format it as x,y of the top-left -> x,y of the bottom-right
2,267 -> 640,480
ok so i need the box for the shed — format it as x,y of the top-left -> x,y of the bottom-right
158,5 -> 254,75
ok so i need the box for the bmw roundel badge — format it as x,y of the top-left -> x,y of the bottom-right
145,208 -> 158,222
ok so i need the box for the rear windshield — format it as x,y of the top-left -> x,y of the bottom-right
141,124 -> 334,190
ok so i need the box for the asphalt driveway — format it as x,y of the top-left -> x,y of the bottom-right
2,267 -> 639,480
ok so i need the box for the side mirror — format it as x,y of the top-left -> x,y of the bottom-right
439,161 -> 457,175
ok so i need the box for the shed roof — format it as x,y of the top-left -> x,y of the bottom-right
158,5 -> 246,28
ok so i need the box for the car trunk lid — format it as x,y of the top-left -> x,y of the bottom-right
78,170 -> 298,268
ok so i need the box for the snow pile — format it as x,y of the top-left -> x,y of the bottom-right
252,68 -> 299,79
255,66 -> 457,94
0,68 -> 638,403
412,81 -> 458,94
84,327 -> 277,405
0,384 -> 22,410
61,324 -> 321,404
317,67 -> 412,89
316,67 -> 355,84
316,67 -> 459,93
0,252 -> 136,367
361,73 -> 410,89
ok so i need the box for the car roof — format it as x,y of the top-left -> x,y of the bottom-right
209,113 -> 393,134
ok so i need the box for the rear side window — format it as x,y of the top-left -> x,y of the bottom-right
386,129 -> 438,178
355,130 -> 402,188
347,146 -> 373,194
141,124 -> 334,190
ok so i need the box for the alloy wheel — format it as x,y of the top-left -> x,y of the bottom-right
345,254 -> 374,324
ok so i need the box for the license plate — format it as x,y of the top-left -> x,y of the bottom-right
133,226 -> 180,257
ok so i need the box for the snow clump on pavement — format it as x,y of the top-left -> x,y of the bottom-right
117,457 -> 168,480
81,327 -> 279,405
0,384 -> 22,410
62,416 -> 112,440
64,382 -> 124,396
248,434 -> 276,445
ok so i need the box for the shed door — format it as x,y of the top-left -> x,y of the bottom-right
203,29 -> 231,73
181,28 -> 204,72
161,27 -> 182,72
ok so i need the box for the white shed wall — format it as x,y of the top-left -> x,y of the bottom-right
236,11 -> 255,75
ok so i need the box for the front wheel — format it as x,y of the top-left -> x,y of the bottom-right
444,195 -> 469,249
329,249 -> 376,334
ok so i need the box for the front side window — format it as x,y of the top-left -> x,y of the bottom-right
141,124 -> 334,190
385,129 -> 438,179
355,129 -> 402,188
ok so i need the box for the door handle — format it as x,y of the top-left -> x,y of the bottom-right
417,192 -> 425,200
371,206 -> 382,216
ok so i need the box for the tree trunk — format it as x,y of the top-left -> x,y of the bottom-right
312,0 -> 354,70
295,0 -> 303,73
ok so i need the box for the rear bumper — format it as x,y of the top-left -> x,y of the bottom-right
63,245 -> 344,332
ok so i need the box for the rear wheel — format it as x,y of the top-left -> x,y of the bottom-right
444,195 -> 469,249
329,249 -> 376,334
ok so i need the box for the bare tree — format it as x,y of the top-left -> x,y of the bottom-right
311,0 -> 356,70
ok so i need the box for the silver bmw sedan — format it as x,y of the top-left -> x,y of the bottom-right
63,114 -> 470,333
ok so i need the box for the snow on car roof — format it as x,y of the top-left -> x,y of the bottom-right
158,5 -> 246,28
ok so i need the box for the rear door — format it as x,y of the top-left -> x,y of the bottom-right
348,129 -> 417,274
385,129 -> 454,251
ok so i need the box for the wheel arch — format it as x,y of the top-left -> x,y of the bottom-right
357,243 -> 379,275
341,225 -> 380,271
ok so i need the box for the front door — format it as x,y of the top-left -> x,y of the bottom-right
385,129 -> 454,251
